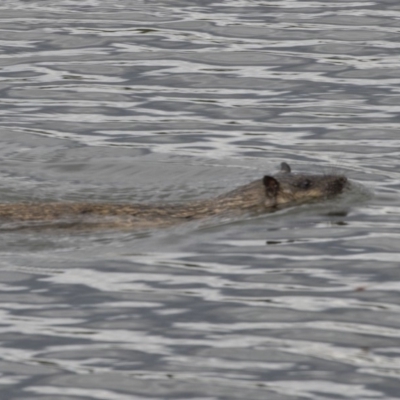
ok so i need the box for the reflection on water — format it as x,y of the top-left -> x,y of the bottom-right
1,0 -> 400,399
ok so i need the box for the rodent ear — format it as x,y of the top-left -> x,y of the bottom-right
263,176 -> 279,196
280,162 -> 291,173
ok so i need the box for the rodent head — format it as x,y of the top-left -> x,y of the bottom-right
263,162 -> 347,208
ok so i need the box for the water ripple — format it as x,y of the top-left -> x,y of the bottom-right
0,0 -> 400,399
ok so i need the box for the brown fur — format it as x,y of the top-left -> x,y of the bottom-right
0,163 -> 347,230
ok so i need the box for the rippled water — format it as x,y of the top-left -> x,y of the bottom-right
1,0 -> 400,399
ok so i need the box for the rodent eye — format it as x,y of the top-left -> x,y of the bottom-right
299,179 -> 312,189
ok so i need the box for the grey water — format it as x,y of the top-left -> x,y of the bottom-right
0,0 -> 400,399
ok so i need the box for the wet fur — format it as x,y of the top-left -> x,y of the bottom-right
0,163 -> 347,230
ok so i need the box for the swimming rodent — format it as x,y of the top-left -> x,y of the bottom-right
0,162 -> 347,230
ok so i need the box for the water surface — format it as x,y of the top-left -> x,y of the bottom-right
1,1 -> 400,399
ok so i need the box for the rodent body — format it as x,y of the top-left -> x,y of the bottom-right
0,163 -> 347,230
